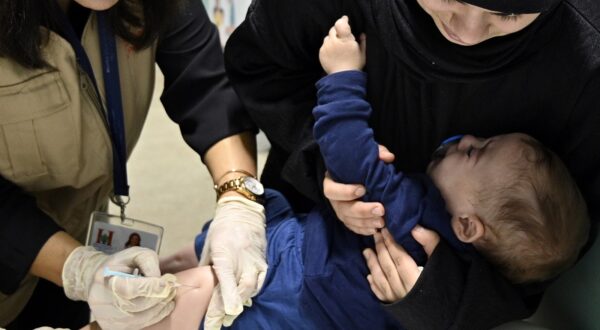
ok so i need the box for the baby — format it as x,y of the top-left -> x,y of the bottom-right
134,16 -> 590,330
315,16 -> 590,283
149,135 -> 589,329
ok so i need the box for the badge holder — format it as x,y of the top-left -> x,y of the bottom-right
55,10 -> 164,255
86,196 -> 164,254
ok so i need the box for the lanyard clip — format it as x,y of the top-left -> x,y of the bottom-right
110,194 -> 130,223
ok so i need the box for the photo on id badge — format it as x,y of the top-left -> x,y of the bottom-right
87,212 -> 162,254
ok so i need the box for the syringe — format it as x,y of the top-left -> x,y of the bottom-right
103,267 -> 200,288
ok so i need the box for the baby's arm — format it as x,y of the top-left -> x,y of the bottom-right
144,266 -> 216,330
314,72 -> 425,234
159,242 -> 198,274
82,266 -> 216,330
314,18 -> 426,238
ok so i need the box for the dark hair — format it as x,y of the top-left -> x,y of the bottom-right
125,232 -> 142,247
477,136 -> 590,284
0,0 -> 181,69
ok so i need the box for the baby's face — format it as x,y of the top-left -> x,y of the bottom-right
427,133 -> 532,215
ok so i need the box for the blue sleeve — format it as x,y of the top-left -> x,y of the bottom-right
156,0 -> 256,159
312,71 -> 425,238
0,175 -> 61,294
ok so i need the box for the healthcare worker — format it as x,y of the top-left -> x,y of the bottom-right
224,0 -> 600,328
0,0 -> 266,328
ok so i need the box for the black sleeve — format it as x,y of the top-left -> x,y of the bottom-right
0,175 -> 61,294
559,70 -> 600,233
385,242 -> 531,330
224,0 -> 364,202
156,0 -> 256,159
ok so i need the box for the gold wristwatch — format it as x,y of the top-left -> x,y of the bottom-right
214,176 -> 265,203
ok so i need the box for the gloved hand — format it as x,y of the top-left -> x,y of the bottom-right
62,246 -> 177,330
199,196 -> 268,329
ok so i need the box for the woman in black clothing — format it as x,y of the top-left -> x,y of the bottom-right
225,0 -> 600,328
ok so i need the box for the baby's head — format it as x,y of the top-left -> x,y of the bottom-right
428,133 -> 590,283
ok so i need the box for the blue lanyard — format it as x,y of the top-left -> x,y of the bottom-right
51,3 -> 130,199
97,12 -> 129,198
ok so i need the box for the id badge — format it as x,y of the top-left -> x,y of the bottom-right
86,211 -> 164,254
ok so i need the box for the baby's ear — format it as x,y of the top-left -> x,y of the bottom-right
452,214 -> 484,243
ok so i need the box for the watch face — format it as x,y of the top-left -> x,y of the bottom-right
243,177 -> 264,195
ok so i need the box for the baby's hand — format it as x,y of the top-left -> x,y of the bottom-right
319,16 -> 366,74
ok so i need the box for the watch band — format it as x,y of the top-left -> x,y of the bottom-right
214,169 -> 255,186
214,176 -> 263,203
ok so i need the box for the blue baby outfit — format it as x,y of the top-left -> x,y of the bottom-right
195,190 -> 402,329
193,71 -> 474,329
313,70 -> 472,263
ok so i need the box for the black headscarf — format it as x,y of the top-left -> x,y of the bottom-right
365,0 -> 564,82
462,0 -> 561,14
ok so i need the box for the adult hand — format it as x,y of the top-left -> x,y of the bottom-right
324,144 -> 395,235
62,246 -> 176,330
199,196 -> 268,329
363,226 -> 440,303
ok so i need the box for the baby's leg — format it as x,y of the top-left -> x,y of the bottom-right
145,265 -> 216,330
159,242 -> 199,274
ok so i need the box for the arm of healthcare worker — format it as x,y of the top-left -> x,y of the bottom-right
224,0 -> 365,210
156,0 -> 266,327
0,174 -> 64,294
0,175 -> 177,329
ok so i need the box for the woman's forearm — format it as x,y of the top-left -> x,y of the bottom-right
203,131 -> 258,189
29,231 -> 82,286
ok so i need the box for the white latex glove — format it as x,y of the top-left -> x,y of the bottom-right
200,196 -> 267,329
62,246 -> 177,330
